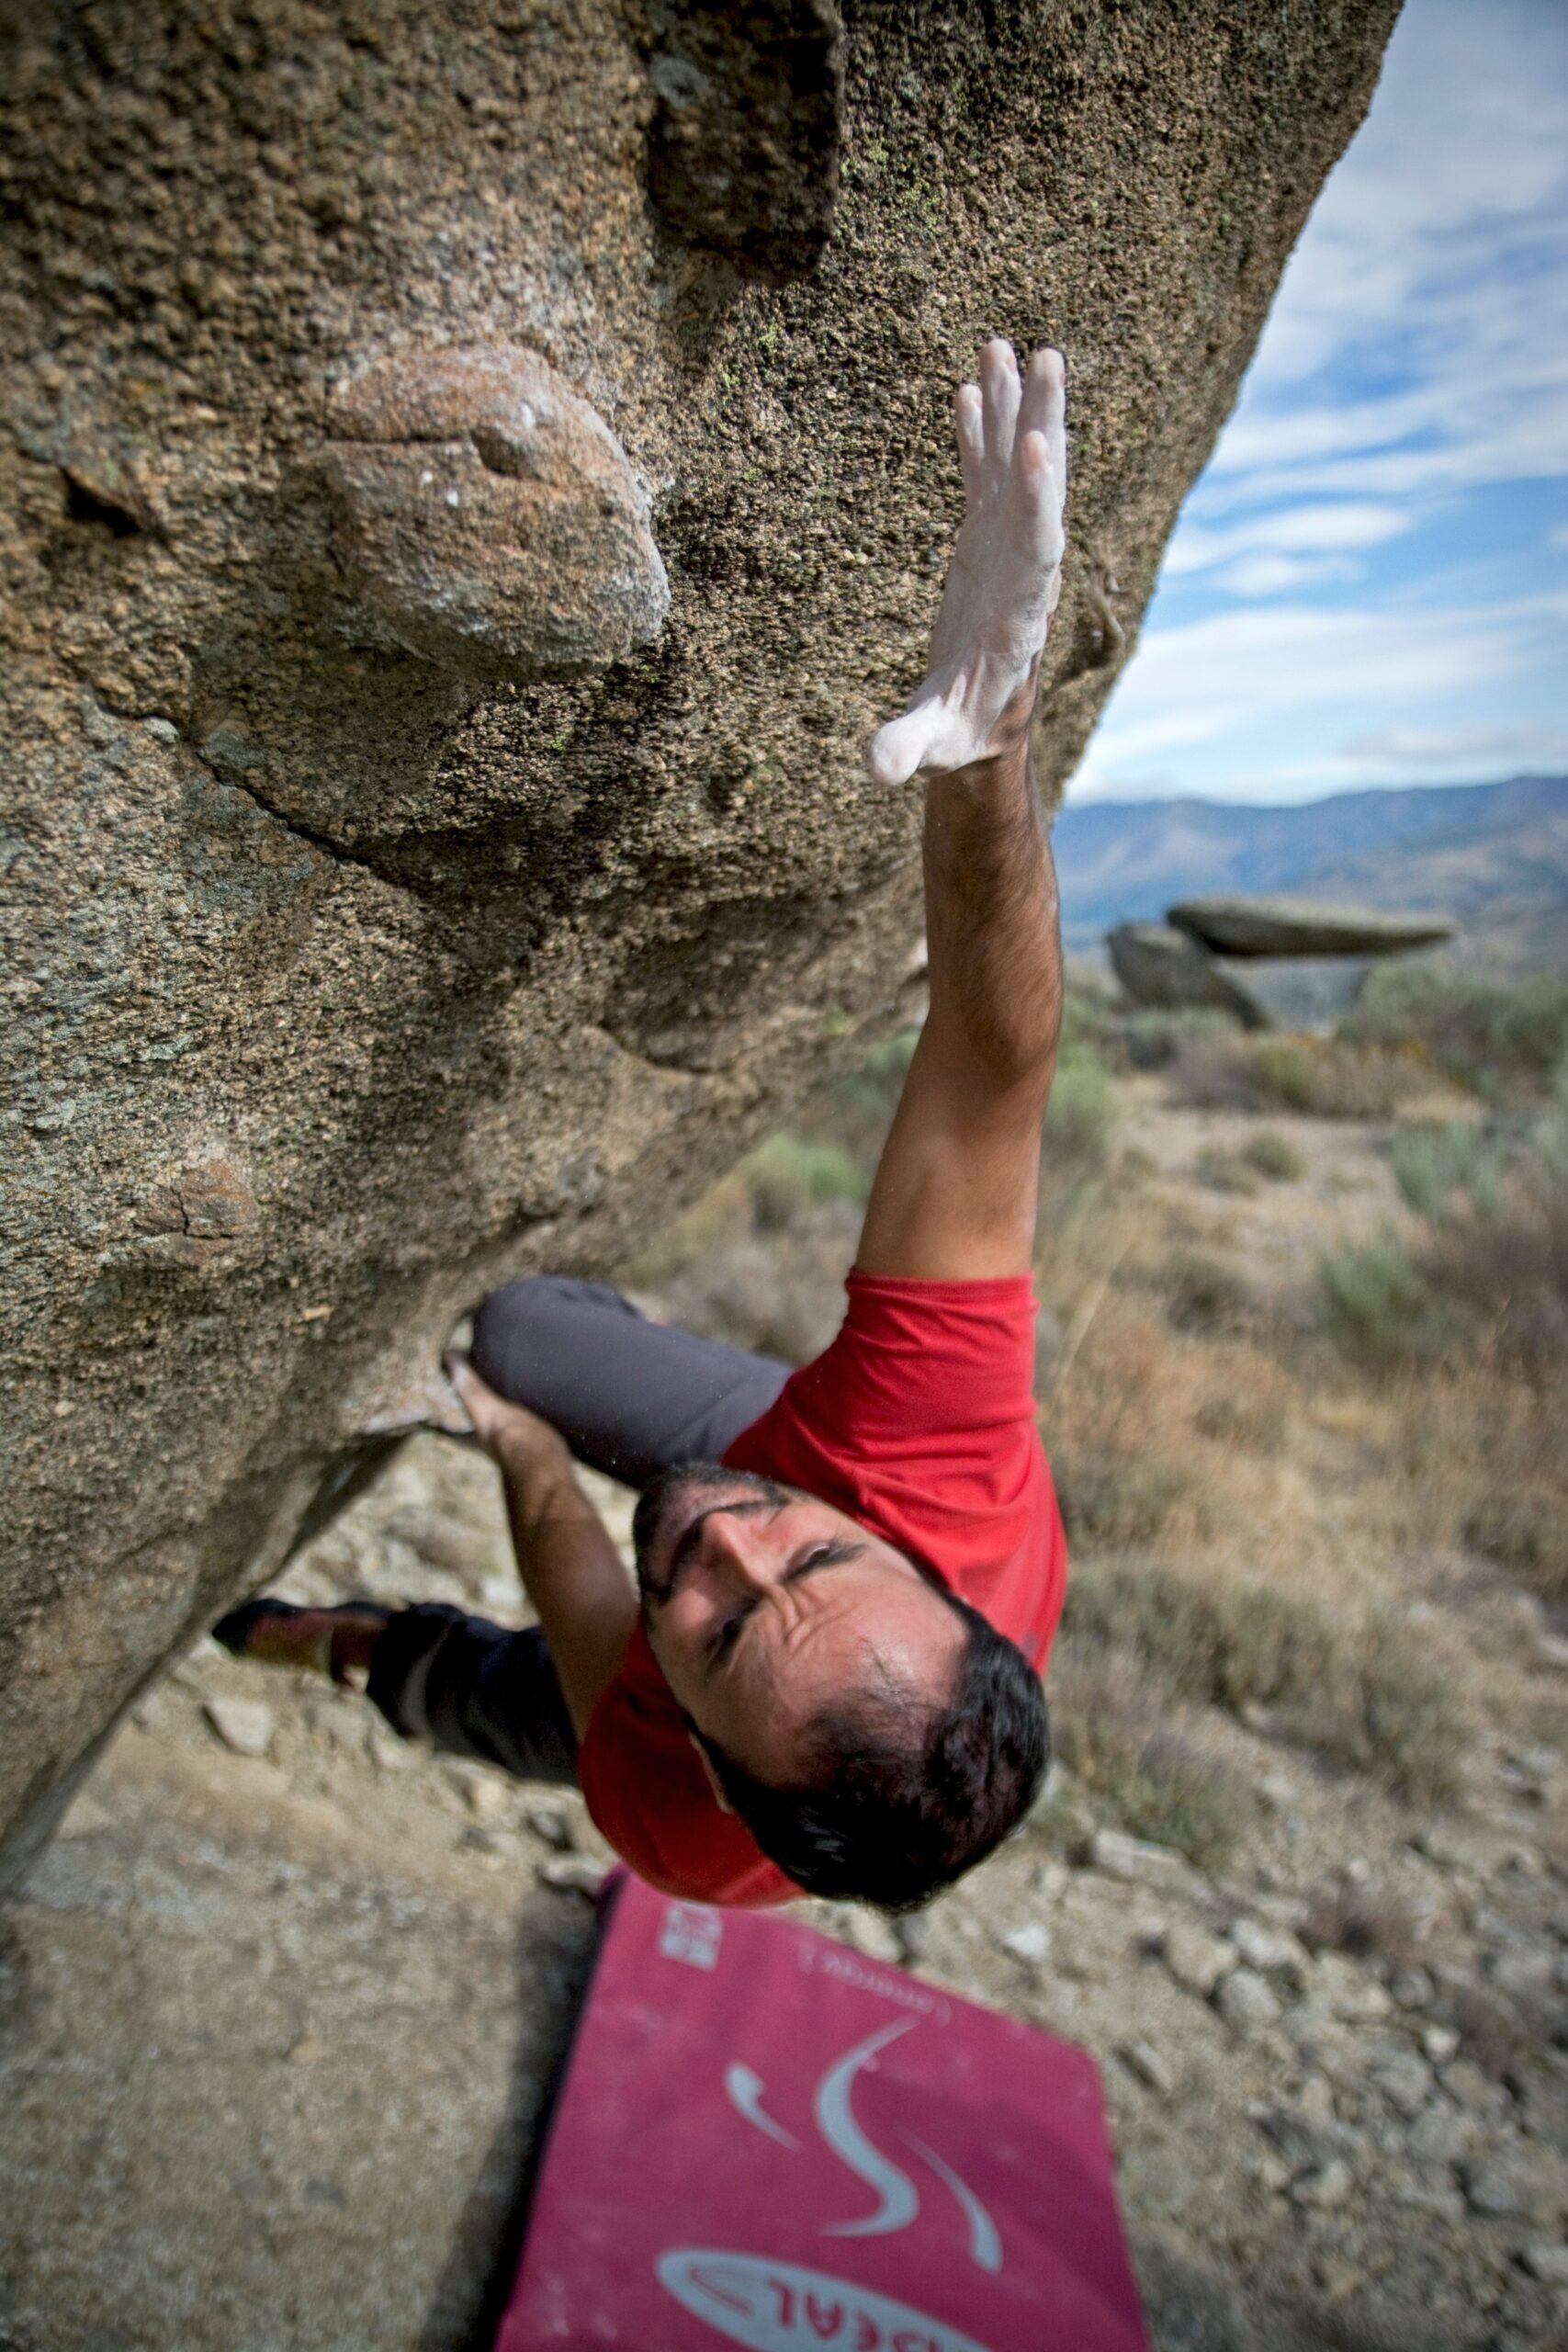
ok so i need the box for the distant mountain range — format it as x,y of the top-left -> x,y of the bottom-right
1052,775 -> 1568,972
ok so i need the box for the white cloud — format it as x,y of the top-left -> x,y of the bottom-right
1077,587 -> 1568,801
1207,554 -> 1358,599
1342,722 -> 1568,771
1163,502 -> 1410,577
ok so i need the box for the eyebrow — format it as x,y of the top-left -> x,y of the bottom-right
705,1540 -> 868,1674
667,1497 -> 777,1590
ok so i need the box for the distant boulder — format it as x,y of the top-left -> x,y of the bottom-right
1168,896 -> 1454,959
1108,923 -> 1269,1028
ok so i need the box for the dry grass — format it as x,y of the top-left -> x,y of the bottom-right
1176,1030 -> 1433,1121
1343,964 -> 1568,1103
1046,1645 -> 1258,1871
1062,1558 -> 1469,1804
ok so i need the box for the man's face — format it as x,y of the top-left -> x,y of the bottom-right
633,1464 -> 966,1784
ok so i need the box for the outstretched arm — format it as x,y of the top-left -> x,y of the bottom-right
855,339 -> 1066,1283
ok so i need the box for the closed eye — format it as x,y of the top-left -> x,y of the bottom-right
705,1539 -> 865,1668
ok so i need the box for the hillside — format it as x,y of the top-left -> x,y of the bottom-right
1053,775 -> 1568,969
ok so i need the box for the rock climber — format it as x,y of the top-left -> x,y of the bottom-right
217,338 -> 1073,1912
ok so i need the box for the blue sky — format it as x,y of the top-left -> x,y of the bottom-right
1074,0 -> 1568,806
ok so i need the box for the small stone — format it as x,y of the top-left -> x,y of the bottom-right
1308,1951 -> 1393,2021
892,1913 -> 931,1968
1089,1827 -> 1207,1897
1215,1966 -> 1283,2033
537,1855 -> 609,1899
1490,1947 -> 1555,2000
1371,2052 -> 1436,2121
1444,2059 -> 1510,2118
1229,1917 -> 1310,1983
1002,1921 -> 1053,1969
56,1792 -> 114,1838
462,1775 -> 508,1821
1290,2158 -> 1354,2210
524,1801 -> 576,1849
288,2035 -> 325,2067
1520,2244 -> 1568,2287
202,1695 -> 275,1758
1164,1923 -> 1236,1997
367,1726 -> 413,1773
1407,2098 -> 1481,2167
1118,2039 -> 1177,2099
1297,2076 -> 1336,2125
841,1910 -> 904,1965
1461,2152 -> 1550,2221
1391,1966 -> 1436,2011
1534,1633 -> 1568,1673
143,716 -> 180,744
1423,2025 -> 1461,2065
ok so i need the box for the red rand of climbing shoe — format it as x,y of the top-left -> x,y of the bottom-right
497,1870 -> 1149,2352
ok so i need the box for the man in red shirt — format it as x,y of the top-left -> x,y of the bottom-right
218,338 -> 1071,1913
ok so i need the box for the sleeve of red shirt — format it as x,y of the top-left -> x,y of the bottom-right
577,1270 -> 1068,1906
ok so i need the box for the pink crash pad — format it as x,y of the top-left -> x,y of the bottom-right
497,1871 -> 1148,2352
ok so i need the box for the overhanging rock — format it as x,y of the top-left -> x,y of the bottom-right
1168,896 -> 1456,959
1108,923 -> 1270,1030
0,0 -> 1398,1884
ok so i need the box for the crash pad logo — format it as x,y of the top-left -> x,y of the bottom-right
656,2250 -> 998,2352
723,2020 -> 1001,2273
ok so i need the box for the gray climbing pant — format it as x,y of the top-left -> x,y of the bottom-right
366,1275 -> 792,1785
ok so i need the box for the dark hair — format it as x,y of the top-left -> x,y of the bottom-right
694,1597 -> 1049,1913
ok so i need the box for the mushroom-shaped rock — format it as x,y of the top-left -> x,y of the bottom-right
319,345 -> 669,679
1168,896 -> 1454,960
1108,922 -> 1269,1029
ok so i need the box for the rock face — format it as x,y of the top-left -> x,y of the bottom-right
1168,896 -> 1456,958
0,0 -> 1398,1884
1108,922 -> 1270,1029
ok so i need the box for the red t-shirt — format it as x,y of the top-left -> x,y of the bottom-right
577,1272 -> 1067,1905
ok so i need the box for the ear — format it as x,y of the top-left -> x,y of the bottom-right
688,1730 -> 734,1813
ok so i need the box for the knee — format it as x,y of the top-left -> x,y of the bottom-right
471,1274 -> 630,1393
470,1278 -> 549,1391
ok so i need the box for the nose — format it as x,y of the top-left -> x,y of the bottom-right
699,1507 -> 782,1591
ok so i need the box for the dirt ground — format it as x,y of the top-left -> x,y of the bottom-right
4,1070 -> 1566,2352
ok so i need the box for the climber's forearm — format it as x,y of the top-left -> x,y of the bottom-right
922,734 -> 1063,1095
495,1438 -> 638,1739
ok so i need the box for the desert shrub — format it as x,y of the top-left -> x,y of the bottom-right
1063,1562 -> 1467,1803
1343,964 -> 1568,1101
1243,1129 -> 1306,1182
1055,1452 -> 1194,1549
1118,1008 -> 1236,1072
1194,1144 -> 1260,1195
1043,1041 -> 1118,1177
1345,1612 -> 1468,1803
1066,1561 -> 1338,1714
1193,1376 -> 1290,1454
1422,1182 -> 1568,1374
1160,1249 -> 1256,1333
1390,1119 -> 1508,1221
1177,1030 -> 1427,1120
1464,1487 -> 1568,1602
1299,1878 -> 1419,1973
1317,1237 -> 1472,1367
744,1135 -> 868,1231
1048,1646 -> 1255,1870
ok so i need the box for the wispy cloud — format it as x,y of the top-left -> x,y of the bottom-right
1078,0 -> 1568,806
